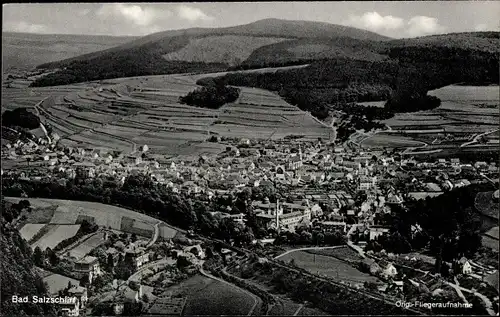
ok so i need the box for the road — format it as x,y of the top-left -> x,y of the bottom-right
460,128 -> 499,148
293,304 -> 304,316
146,222 -> 161,249
127,258 -> 176,283
199,266 -> 260,316
445,279 -> 496,316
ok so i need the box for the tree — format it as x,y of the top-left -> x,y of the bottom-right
130,233 -> 137,243
33,246 -> 44,266
44,247 -> 59,266
106,254 -> 115,271
80,273 -> 89,287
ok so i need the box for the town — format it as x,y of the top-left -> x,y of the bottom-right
2,124 -> 499,316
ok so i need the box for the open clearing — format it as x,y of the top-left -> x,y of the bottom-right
165,274 -> 257,315
278,250 -> 379,285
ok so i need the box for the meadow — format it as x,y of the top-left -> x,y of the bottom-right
278,250 -> 379,285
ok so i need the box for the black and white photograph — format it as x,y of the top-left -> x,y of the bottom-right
1,2 -> 499,316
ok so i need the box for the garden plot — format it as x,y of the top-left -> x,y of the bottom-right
19,224 -> 46,241
32,224 -> 81,251
67,231 -> 107,260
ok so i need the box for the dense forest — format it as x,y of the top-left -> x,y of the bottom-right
199,45 -> 497,118
1,199 -> 57,316
1,108 -> 40,130
179,83 -> 240,109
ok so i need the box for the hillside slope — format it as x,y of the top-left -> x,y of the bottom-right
27,19 -> 391,87
36,18 -> 390,69
1,199 -> 57,316
2,32 -> 136,72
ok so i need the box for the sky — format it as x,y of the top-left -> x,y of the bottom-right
3,2 -> 500,38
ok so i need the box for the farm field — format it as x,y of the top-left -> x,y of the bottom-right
5,197 -> 176,237
2,66 -> 333,157
376,85 -> 499,154
31,224 -> 81,251
361,133 -> 425,148
278,250 -> 379,285
165,274 -> 258,316
19,223 -> 46,241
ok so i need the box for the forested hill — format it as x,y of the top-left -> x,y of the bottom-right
198,44 -> 499,119
1,199 -> 57,316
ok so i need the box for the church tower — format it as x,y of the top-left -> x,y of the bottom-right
299,145 -> 303,161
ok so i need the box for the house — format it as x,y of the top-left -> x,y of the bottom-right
101,282 -> 144,315
58,298 -> 80,317
106,248 -> 120,266
458,257 -> 473,275
474,161 -> 488,169
221,248 -> 237,262
369,226 -> 390,240
359,176 -> 377,191
450,158 -> 460,166
124,245 -> 150,268
124,154 -> 142,166
66,285 -> 88,315
379,260 -> 398,279
74,256 -> 101,284
319,220 -> 347,233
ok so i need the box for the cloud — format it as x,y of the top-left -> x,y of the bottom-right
344,12 -> 404,31
97,4 -> 170,27
407,16 -> 446,37
4,21 -> 49,33
78,9 -> 91,16
177,5 -> 213,22
474,23 -> 490,31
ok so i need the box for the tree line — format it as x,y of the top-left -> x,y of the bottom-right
179,81 -> 240,109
